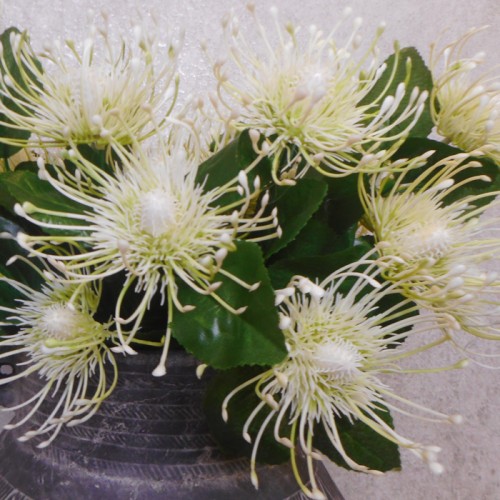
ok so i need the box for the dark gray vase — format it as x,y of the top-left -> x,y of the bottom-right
0,349 -> 344,499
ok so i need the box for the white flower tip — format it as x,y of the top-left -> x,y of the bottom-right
261,191 -> 270,207
249,281 -> 261,292
17,435 -> 30,442
251,470 -> 259,490
279,314 -> 292,330
264,393 -> 279,411
260,141 -> 271,155
277,436 -> 294,449
117,239 -> 130,253
6,255 -> 17,266
342,6 -> 353,17
449,414 -> 464,425
222,407 -> 229,422
312,153 -> 324,164
16,232 -> 29,245
311,489 -> 327,500
181,304 -> 196,312
275,294 -> 285,306
434,179 -> 455,191
152,365 -> 167,377
43,270 -> 55,281
215,247 -> 228,266
111,344 -> 138,355
310,283 -> 326,299
249,129 -> 260,142
91,114 -> 103,126
36,156 -> 45,169
196,364 -> 208,379
243,431 -> 252,443
3,424 -> 14,430
457,359 -> 469,369
13,203 -> 26,218
275,371 -> 288,388
219,233 -> 232,245
38,166 -> 49,180
235,306 -> 248,315
448,276 -> 464,290
429,462 -> 445,475
353,16 -> 363,28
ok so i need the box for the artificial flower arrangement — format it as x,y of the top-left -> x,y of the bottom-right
0,4 -> 499,499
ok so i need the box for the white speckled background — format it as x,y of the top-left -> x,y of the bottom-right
1,1 -> 499,499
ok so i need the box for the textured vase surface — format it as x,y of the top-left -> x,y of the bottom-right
0,349 -> 344,499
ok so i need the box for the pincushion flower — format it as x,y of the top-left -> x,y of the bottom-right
0,19 -> 179,148
14,135 -> 281,376
0,273 -> 117,447
211,5 -> 428,184
430,28 -> 500,163
360,153 -> 500,344
223,271 -> 463,499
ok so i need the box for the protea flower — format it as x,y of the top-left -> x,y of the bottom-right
222,270 -> 463,499
0,18 -> 179,148
14,134 -> 281,376
210,5 -> 428,184
430,28 -> 500,163
0,272 -> 117,447
360,152 -> 500,346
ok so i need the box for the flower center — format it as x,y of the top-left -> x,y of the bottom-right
140,189 -> 177,237
403,222 -> 452,262
39,304 -> 80,341
312,338 -> 363,384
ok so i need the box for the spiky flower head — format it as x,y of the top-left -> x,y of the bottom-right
210,5 -> 427,185
0,18 -> 180,148
430,28 -> 500,163
15,132 -> 281,375
361,153 -> 500,346
223,270 -> 463,498
0,274 -> 117,447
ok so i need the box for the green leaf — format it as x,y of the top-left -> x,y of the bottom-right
269,240 -> 373,289
0,169 -> 88,234
262,178 -> 328,258
204,366 -> 289,463
197,131 -> 272,196
272,217 -> 341,261
0,28 -> 41,158
394,138 -> 500,207
314,407 -> 401,472
360,47 -> 434,139
322,174 -> 365,234
173,241 -> 287,369
0,216 -> 42,317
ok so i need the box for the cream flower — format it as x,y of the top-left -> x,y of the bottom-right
430,28 -> 500,163
210,5 -> 427,184
0,275 -> 117,447
361,153 -> 500,345
15,134 -> 281,376
223,270 -> 463,499
0,19 -> 179,148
